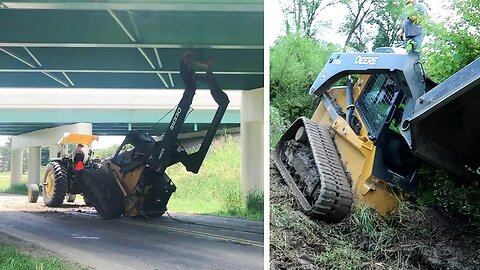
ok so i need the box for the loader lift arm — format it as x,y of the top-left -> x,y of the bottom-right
112,69 -> 230,175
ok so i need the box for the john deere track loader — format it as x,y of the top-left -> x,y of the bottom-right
274,48 -> 480,222
42,70 -> 229,219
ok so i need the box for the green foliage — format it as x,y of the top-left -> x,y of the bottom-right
423,0 -> 480,82
418,165 -> 480,222
0,184 -> 27,195
246,190 -> 264,213
270,34 -> 338,122
269,106 -> 288,149
0,137 -> 12,172
41,147 -> 50,166
167,136 -> 263,220
93,144 -> 120,159
369,0 -> 405,49
0,245 -> 79,270
316,245 -> 363,270
338,0 -> 376,50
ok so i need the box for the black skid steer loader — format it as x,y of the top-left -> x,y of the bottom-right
274,48 -> 480,222
44,69 -> 229,219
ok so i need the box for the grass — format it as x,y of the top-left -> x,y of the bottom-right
167,136 -> 263,221
270,106 -> 288,150
270,164 -> 480,269
0,245 -> 80,270
1,184 -> 28,195
0,172 -> 28,191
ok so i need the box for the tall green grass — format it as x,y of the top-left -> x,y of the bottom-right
167,136 -> 263,220
1,184 -> 28,195
0,245 -> 80,270
0,172 -> 28,193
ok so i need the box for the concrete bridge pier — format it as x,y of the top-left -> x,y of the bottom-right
27,147 -> 40,185
240,88 -> 264,195
10,148 -> 23,185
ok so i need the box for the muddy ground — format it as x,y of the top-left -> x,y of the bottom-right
270,164 -> 480,270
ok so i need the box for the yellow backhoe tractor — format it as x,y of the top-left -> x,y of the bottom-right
31,70 -> 229,219
28,133 -> 100,206
274,48 -> 480,222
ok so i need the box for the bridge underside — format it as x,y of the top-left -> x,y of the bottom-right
0,122 -> 239,136
1,0 -> 264,194
0,0 -> 264,90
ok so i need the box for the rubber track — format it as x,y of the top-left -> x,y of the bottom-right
274,117 -> 353,222
80,167 -> 124,219
43,162 -> 68,207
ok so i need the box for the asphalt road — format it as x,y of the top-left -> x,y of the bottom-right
0,194 -> 264,270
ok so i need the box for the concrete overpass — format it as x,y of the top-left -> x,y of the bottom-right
0,0 -> 264,195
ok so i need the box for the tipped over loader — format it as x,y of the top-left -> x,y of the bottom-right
37,70 -> 229,219
274,49 -> 480,222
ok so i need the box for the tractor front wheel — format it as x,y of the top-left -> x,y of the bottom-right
27,184 -> 39,203
42,162 -> 68,207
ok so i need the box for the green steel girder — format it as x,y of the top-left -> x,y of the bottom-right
0,1 -> 264,90
0,0 -> 261,135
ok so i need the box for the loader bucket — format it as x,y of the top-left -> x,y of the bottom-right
408,58 -> 480,183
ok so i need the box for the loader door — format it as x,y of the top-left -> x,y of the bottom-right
356,73 -> 418,192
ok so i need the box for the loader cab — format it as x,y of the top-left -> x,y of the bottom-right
355,72 -> 419,192
308,51 -> 429,193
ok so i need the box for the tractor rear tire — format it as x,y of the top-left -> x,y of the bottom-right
42,162 -> 68,207
81,167 -> 124,219
27,184 -> 39,203
83,195 -> 93,206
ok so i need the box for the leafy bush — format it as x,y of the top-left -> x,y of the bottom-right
270,34 -> 339,122
246,190 -> 264,213
269,106 -> 288,150
423,0 -> 480,82
418,165 -> 480,222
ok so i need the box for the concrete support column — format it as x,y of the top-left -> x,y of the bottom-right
49,144 -> 62,159
240,88 -> 264,195
27,147 -> 41,185
10,148 -> 23,186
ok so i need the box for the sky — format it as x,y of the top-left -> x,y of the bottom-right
266,0 -> 452,47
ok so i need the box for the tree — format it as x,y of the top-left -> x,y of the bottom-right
94,144 -> 120,159
279,0 -> 338,37
423,0 -> 480,82
339,0 -> 377,50
41,147 -> 50,166
0,137 -> 12,171
368,0 -> 404,49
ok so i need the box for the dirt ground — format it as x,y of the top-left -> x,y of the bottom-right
270,164 -> 480,270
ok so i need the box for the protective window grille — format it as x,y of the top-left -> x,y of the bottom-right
357,74 -> 396,136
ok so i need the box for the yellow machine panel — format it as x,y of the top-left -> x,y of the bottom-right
310,76 -> 401,215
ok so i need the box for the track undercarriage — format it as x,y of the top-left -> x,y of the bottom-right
274,117 -> 353,222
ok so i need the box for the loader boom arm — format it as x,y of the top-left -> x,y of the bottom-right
112,70 -> 229,175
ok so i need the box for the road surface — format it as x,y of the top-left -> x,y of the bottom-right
0,194 -> 264,270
